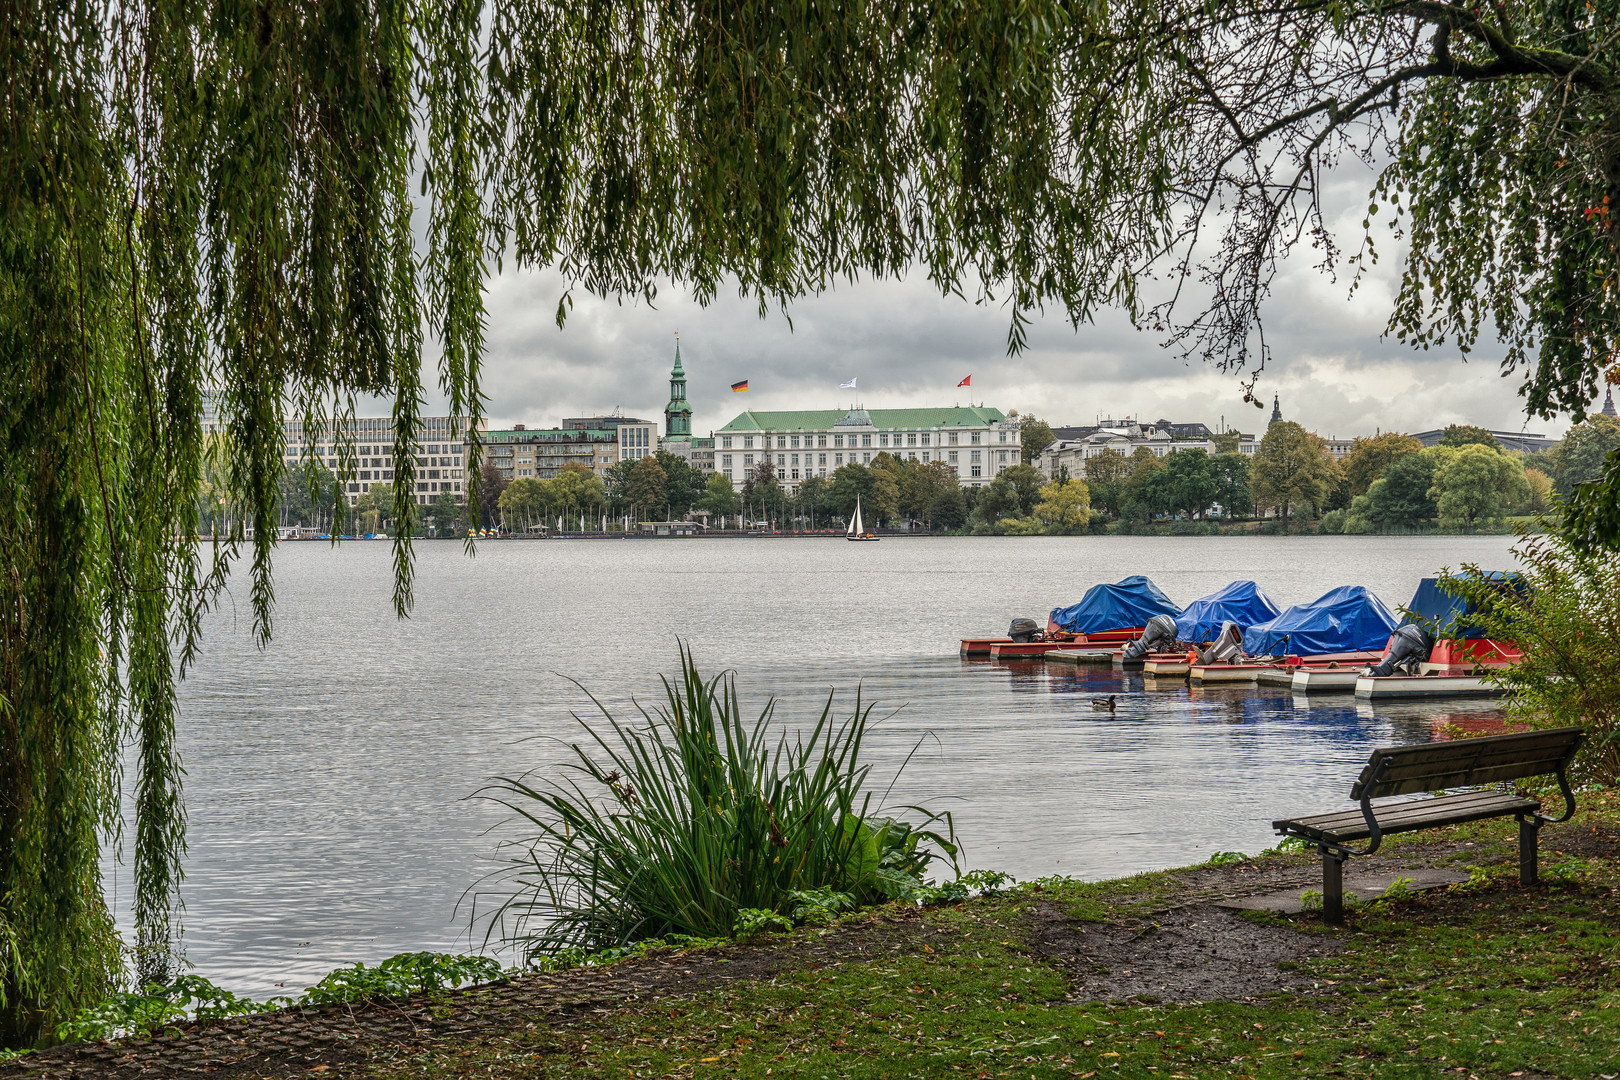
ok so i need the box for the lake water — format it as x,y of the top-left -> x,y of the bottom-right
109,534 -> 1520,996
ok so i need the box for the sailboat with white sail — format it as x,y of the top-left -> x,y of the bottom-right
846,494 -> 879,542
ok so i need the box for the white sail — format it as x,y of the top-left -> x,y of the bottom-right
848,495 -> 864,537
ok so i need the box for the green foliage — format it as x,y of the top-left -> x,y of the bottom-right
276,461 -> 340,528
481,649 -> 959,960
295,952 -> 502,1007
624,456 -> 669,518
1204,851 -> 1248,867
652,452 -> 705,519
733,908 -> 795,937
928,483 -> 969,530
1081,448 -> 1130,520
995,479 -> 1091,535
1428,444 -> 1529,529
741,461 -> 788,520
55,953 -> 502,1044
14,0 -> 1620,1048
1437,425 -> 1500,450
696,472 -> 742,519
1548,416 -> 1620,495
1360,451 -> 1441,528
1212,452 -> 1253,518
1251,422 -> 1340,523
54,975 -> 265,1044
1343,433 -> 1425,497
1445,535 -> 1620,783
1018,416 -> 1055,465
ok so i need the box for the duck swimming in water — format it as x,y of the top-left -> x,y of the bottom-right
1090,695 -> 1117,712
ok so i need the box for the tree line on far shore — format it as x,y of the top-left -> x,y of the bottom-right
264,413 -> 1620,538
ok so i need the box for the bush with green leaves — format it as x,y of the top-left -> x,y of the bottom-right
52,953 -> 504,1045
480,648 -> 960,961
1443,533 -> 1620,783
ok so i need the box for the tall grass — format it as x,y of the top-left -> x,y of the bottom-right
479,648 -> 958,960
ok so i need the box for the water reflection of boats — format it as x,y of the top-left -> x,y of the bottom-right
1353,698 -> 1517,739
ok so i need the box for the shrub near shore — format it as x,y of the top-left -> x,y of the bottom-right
477,650 -> 961,959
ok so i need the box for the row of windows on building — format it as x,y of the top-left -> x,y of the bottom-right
345,481 -> 463,498
719,448 -> 1012,481
720,430 -> 1008,450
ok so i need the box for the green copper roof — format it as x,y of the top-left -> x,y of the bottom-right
718,406 -> 1007,432
486,427 -> 618,442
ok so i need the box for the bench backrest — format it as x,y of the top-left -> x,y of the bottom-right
1350,727 -> 1585,800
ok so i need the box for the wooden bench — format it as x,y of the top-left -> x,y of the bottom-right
1272,727 -> 1584,923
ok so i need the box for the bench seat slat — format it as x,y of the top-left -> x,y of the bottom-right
1274,790 -> 1540,844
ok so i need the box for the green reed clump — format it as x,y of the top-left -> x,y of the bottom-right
481,648 -> 958,961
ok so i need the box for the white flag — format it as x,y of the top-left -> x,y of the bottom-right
839,378 -> 857,389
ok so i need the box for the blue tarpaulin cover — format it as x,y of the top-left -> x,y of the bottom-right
1402,573 -> 1521,639
1050,576 -> 1182,635
1241,585 -> 1399,656
1174,580 -> 1282,643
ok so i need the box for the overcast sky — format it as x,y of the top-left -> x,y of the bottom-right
442,166 -> 1592,442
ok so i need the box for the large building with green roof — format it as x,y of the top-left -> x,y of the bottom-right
714,405 -> 1020,490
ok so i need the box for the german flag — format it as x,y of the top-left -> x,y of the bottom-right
731,380 -> 749,392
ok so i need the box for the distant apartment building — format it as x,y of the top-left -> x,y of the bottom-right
283,415 -> 475,507
1035,417 -> 1258,480
484,423 -> 625,480
714,406 -> 1020,489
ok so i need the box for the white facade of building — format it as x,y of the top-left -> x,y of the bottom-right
283,415 -> 475,506
1035,421 -> 1259,480
714,406 -> 1020,489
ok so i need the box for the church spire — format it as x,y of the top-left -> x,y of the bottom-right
664,333 -> 693,438
1603,384 -> 1617,419
1268,393 -> 1283,428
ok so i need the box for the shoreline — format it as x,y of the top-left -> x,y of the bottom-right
12,789 -> 1616,1079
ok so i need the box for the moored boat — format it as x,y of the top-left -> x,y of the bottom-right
1242,586 -> 1400,660
1175,580 -> 1282,645
1047,576 -> 1181,645
1190,662 -> 1268,683
1354,669 -> 1507,700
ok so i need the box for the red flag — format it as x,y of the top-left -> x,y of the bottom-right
957,375 -> 971,387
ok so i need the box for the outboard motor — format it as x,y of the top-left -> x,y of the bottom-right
1198,620 -> 1244,666
1008,617 -> 1044,644
1122,613 -> 1179,660
1367,624 -> 1432,677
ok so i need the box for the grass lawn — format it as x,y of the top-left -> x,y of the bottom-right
357,791 -> 1620,1080
9,790 -> 1616,1080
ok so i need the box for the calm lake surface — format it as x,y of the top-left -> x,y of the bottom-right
110,534 -> 1520,996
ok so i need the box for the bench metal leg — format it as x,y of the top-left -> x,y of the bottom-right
1321,848 -> 1347,924
1519,816 -> 1540,886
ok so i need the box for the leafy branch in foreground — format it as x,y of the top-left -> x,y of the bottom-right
477,649 -> 959,960
1444,532 -> 1620,783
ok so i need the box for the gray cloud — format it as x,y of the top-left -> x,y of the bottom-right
421,162 -> 1587,442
